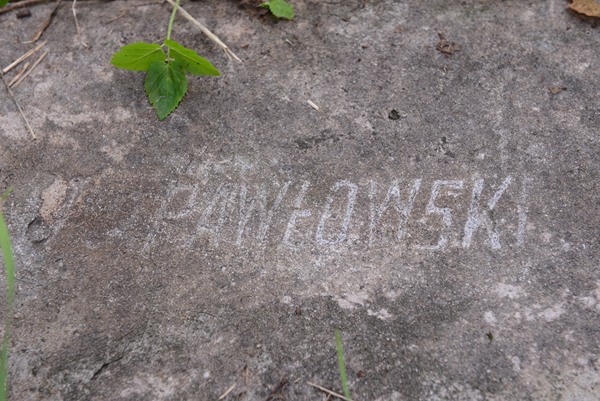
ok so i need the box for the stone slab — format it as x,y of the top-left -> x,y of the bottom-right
1,0 -> 599,400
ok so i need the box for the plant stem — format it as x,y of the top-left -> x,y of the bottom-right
166,0 -> 181,42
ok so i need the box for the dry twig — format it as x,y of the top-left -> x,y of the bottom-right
0,0 -> 48,15
164,0 -> 242,62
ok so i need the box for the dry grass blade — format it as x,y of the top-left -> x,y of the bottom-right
307,99 -> 321,111
72,0 -> 89,48
8,62 -> 30,87
1,78 -> 37,139
217,383 -> 236,400
104,9 -> 129,24
12,50 -> 48,88
307,381 -> 356,401
2,40 -> 47,76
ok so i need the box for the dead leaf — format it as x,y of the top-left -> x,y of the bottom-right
548,86 -> 567,95
569,0 -> 600,17
436,32 -> 460,55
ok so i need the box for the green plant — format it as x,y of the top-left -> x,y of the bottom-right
335,329 -> 352,401
0,1 -> 9,8
260,0 -> 295,20
0,204 -> 15,401
111,0 -> 220,120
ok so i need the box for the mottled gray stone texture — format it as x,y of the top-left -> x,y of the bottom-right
0,0 -> 599,399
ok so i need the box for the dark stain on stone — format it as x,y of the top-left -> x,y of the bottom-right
295,132 -> 338,150
389,109 -> 401,120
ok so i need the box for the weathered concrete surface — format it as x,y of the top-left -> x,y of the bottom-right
1,0 -> 599,399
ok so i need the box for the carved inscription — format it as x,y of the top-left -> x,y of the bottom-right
144,176 -> 530,251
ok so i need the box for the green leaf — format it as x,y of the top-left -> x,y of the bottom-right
144,60 -> 187,120
0,1 -> 9,8
111,42 -> 166,71
260,0 -> 295,20
164,40 -> 220,76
